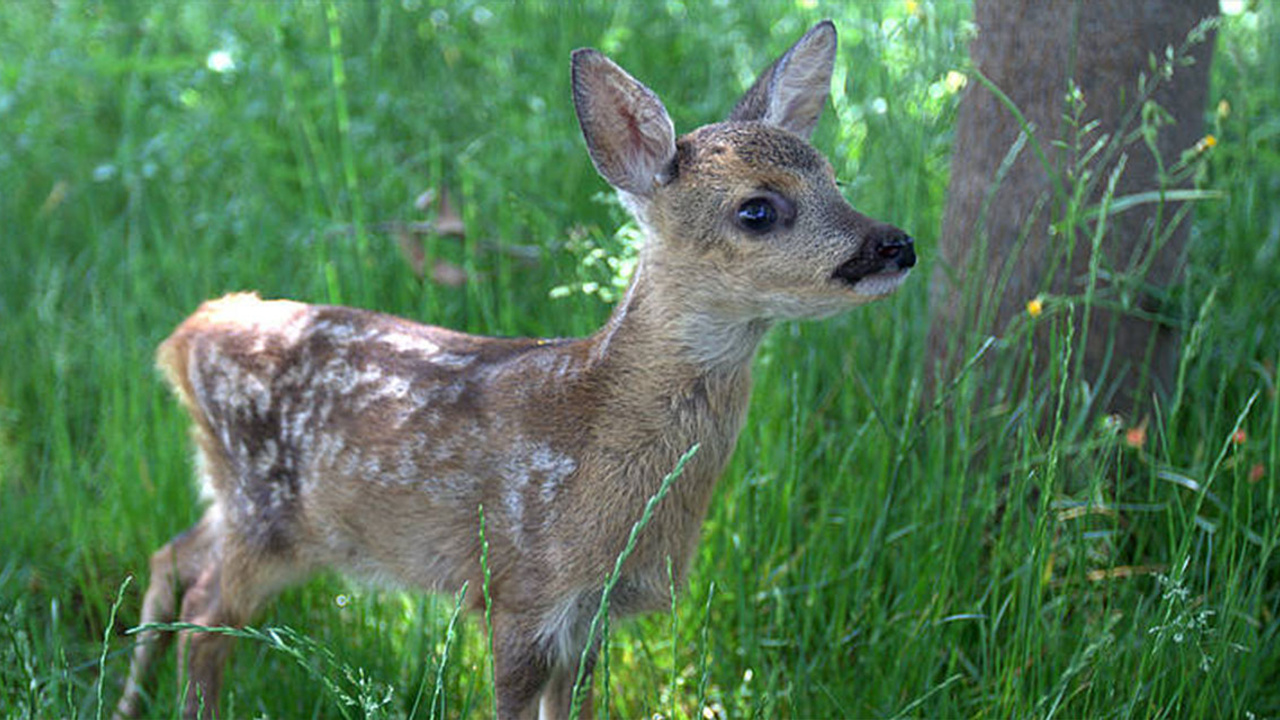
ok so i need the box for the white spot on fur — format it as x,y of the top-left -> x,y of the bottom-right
267,476 -> 294,510
370,374 -> 412,402
498,440 -> 578,547
503,485 -> 525,539
239,371 -> 272,415
340,448 -> 362,476
194,343 -> 273,418
525,349 -> 581,384
309,319 -> 377,345
378,331 -> 439,355
318,359 -> 384,395
532,444 -> 577,504
194,445 -> 216,502
394,445 -> 421,482
313,432 -> 346,469
256,439 -> 279,476
430,352 -> 475,369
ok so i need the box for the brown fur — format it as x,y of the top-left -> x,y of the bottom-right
117,21 -> 915,720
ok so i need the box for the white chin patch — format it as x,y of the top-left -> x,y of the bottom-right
851,269 -> 910,298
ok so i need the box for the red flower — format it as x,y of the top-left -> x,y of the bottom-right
1125,424 -> 1147,450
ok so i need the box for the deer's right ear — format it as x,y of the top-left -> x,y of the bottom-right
572,49 -> 677,198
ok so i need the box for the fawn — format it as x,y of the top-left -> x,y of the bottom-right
116,20 -> 916,720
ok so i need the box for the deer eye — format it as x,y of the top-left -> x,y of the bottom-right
736,197 -> 779,233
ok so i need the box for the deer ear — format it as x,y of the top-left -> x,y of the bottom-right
572,49 -> 677,198
729,20 -> 837,139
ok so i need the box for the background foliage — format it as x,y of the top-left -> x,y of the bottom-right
1,1 -> 1277,717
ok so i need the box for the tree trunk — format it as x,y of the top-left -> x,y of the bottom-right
928,0 -> 1217,413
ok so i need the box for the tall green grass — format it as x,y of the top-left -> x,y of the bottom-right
1,1 -> 1277,717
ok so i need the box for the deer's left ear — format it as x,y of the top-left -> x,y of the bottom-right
728,20 -> 838,139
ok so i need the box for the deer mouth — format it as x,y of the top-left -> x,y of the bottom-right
833,255 -> 915,297
839,268 -> 911,298
831,233 -> 916,296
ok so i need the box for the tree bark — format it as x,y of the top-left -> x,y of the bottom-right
928,0 -> 1217,413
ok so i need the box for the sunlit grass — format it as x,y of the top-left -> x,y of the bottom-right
1,1 -> 1278,718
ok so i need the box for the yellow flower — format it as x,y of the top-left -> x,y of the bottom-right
1026,297 -> 1044,318
943,70 -> 968,94
1217,98 -> 1231,120
1196,134 -> 1217,153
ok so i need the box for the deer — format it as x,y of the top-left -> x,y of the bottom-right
116,20 -> 916,720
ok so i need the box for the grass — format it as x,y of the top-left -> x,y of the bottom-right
1,0 -> 1278,717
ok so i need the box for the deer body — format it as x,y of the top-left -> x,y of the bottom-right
160,288 -> 747,619
118,21 -> 916,720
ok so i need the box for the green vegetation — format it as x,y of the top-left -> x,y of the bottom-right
1,1 -> 1277,717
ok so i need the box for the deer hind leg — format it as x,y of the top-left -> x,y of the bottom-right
175,557 -> 229,720
536,593 -> 599,720
539,660 -> 595,720
174,530 -> 301,720
492,611 -> 554,720
492,608 -> 598,720
115,510 -> 221,719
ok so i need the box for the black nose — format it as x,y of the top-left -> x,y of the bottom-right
872,226 -> 916,270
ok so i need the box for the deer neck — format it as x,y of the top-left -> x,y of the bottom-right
592,250 -> 772,378
584,248 -> 769,467
567,249 -> 767,591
